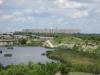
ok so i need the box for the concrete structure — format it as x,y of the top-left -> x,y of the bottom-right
0,39 -> 14,46
14,35 -> 29,39
22,29 -> 80,33
0,35 -> 14,46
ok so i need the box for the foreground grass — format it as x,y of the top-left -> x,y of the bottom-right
0,63 -> 69,75
0,62 -> 100,75
47,48 -> 100,74
68,72 -> 96,75
0,62 -> 99,75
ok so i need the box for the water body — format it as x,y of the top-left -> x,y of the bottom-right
0,47 -> 56,66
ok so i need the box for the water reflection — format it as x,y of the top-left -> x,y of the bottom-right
0,50 -> 2,54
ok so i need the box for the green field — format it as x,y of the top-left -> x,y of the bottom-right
47,49 -> 100,65
1,33 -> 100,75
47,48 -> 100,74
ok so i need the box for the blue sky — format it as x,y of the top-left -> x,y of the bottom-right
0,0 -> 100,33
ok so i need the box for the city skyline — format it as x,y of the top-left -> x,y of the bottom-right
22,28 -> 80,33
0,0 -> 100,33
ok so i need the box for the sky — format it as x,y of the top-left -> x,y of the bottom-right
0,0 -> 100,33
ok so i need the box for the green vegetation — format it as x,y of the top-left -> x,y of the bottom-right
27,39 -> 43,46
18,39 -> 27,45
0,63 -> 71,75
45,33 -> 100,74
17,38 -> 43,46
46,47 -> 100,74
2,32 -> 100,74
0,61 -> 100,75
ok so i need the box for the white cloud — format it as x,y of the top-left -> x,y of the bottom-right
0,11 -> 2,15
12,11 -> 23,16
0,0 -> 3,5
1,9 -> 33,20
15,17 -> 27,22
13,9 -> 33,16
23,9 -> 33,13
14,17 -> 35,24
93,0 -> 100,2
71,10 -> 89,18
13,0 -> 32,5
1,12 -> 22,20
54,0 -> 84,8
2,15 -> 14,20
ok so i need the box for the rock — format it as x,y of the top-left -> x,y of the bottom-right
55,71 -> 62,75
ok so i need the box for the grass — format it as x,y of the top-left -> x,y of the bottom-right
0,63 -> 59,75
68,72 -> 95,75
53,36 -> 83,44
47,49 -> 100,65
47,48 -> 100,74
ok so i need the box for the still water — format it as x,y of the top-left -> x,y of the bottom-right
0,47 -> 55,66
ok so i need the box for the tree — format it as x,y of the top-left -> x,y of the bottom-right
19,39 -> 27,45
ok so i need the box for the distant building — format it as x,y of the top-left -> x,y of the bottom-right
0,39 -> 14,46
14,35 -> 29,39
39,37 -> 54,40
22,29 -> 80,33
0,34 -> 14,46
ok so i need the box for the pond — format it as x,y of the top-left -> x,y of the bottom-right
0,47 -> 56,66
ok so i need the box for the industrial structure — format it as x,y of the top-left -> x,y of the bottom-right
22,29 -> 80,33
0,34 -> 14,46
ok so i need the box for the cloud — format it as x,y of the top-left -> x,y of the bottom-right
2,15 -> 13,19
0,0 -> 3,5
14,17 -> 34,23
23,9 -> 33,13
0,9 -> 33,20
0,0 -> 100,33
12,11 -> 23,16
70,10 -> 89,18
93,0 -> 100,2
54,0 -> 85,8
1,12 -> 22,20
0,10 -> 2,15
11,0 -> 34,6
